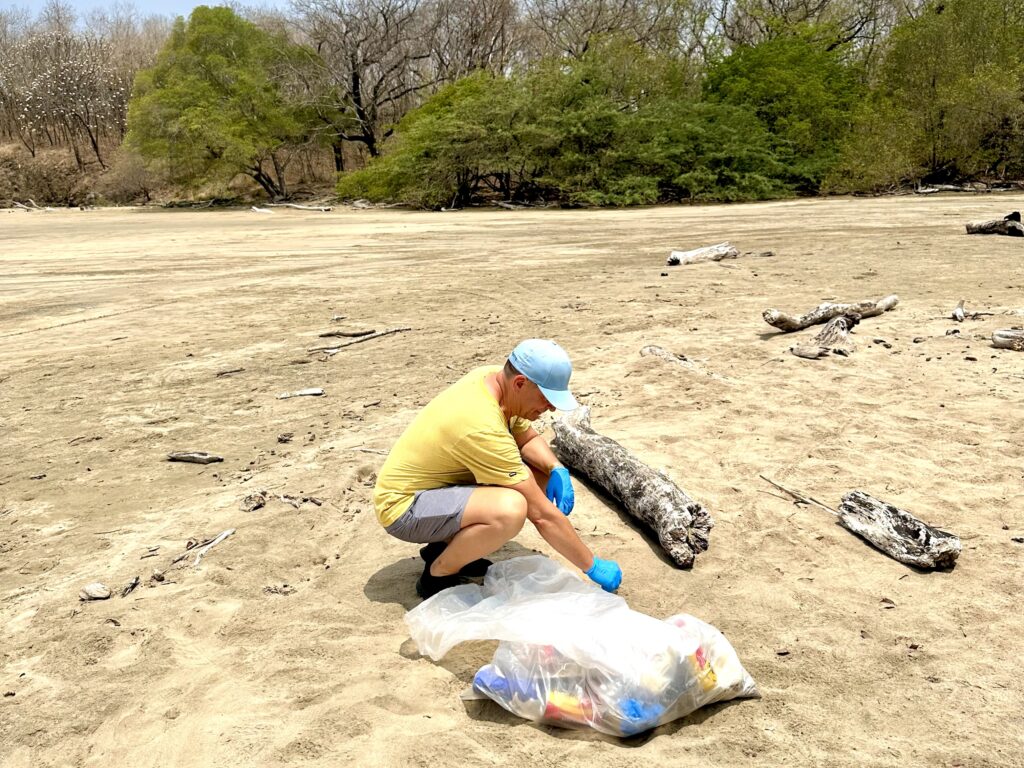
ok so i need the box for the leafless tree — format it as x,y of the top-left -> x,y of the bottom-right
291,0 -> 440,163
427,0 -> 521,79
521,0 -> 695,59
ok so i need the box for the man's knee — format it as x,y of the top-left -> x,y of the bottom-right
493,491 -> 527,534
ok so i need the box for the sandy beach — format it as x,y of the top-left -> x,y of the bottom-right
1,195 -> 1022,767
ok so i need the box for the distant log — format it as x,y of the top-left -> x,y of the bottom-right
764,295 -> 899,332
667,242 -> 739,266
966,212 -> 1023,236
992,329 -> 1024,350
267,203 -> 333,212
552,407 -> 712,568
838,490 -> 961,569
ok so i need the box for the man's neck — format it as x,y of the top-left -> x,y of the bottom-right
484,371 -> 513,421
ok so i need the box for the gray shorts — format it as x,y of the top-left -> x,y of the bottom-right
384,485 -> 475,543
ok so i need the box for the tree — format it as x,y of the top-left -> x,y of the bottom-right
291,0 -> 439,165
127,6 -> 315,199
339,39 -> 790,207
703,27 -> 864,190
876,0 -> 1024,181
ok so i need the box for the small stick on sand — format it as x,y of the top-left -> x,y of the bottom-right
759,475 -> 838,515
310,327 -> 412,356
277,388 -> 325,399
193,529 -> 235,567
318,330 -> 376,338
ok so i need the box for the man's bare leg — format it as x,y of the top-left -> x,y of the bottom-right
429,487 -> 526,577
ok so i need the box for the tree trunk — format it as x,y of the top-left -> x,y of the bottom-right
551,407 -> 713,568
838,490 -> 961,569
270,152 -> 288,199
332,141 -> 345,173
249,166 -> 281,200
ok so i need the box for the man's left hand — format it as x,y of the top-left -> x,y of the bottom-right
545,466 -> 575,515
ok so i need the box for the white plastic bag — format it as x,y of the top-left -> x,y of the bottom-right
405,556 -> 759,736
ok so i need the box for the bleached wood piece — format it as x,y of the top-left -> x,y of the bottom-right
790,345 -> 829,359
309,326 -> 412,356
639,345 -> 732,383
812,314 -> 859,352
552,407 -> 713,568
277,388 -> 325,399
250,206 -> 273,214
952,300 -> 966,322
193,529 -> 235,567
763,295 -> 899,332
992,329 -> 1024,350
167,451 -> 223,464
267,203 -> 333,212
838,491 -> 960,569
667,242 -> 739,266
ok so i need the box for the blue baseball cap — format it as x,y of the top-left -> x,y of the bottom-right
508,339 -> 579,411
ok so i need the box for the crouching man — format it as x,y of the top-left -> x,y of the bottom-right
373,339 -> 623,599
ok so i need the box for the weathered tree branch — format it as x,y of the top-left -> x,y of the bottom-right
764,295 -> 899,332
552,407 -> 713,568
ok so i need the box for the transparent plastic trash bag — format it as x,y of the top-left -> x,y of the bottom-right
405,556 -> 759,736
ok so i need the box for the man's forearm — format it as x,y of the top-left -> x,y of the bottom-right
519,434 -> 561,473
510,475 -> 593,571
530,510 -> 594,572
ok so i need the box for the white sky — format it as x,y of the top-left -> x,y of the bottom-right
2,1 -> 289,21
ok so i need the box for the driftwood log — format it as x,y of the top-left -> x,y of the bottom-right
764,295 -> 899,332
838,490 -> 961,569
552,407 -> 712,568
965,211 -> 1023,236
992,329 -> 1024,350
667,242 -> 738,266
267,203 -> 333,212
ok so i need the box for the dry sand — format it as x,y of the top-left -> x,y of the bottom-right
1,195 -> 1022,767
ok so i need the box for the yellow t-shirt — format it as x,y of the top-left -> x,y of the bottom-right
373,366 -> 532,527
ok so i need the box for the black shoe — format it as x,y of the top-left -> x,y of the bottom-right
419,542 -> 492,578
415,563 -> 470,599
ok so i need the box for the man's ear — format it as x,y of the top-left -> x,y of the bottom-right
512,374 -> 529,390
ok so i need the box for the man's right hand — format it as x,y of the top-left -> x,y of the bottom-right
585,557 -> 622,592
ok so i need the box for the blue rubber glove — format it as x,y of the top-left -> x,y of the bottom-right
585,557 -> 622,592
545,466 -> 575,515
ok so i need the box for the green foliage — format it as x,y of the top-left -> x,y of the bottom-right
339,40 -> 791,208
832,0 -> 1024,189
126,6 -> 315,198
702,29 -> 865,192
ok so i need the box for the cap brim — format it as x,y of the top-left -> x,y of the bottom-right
539,385 -> 579,411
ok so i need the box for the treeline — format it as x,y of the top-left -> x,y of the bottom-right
1,0 -> 1022,206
